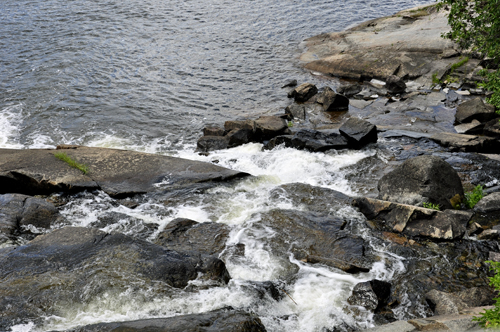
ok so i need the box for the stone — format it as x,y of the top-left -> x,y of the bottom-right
338,83 -> 362,97
430,132 -> 500,153
281,79 -> 297,88
285,104 -> 307,120
263,135 -> 294,150
203,126 -> 225,137
0,227 -> 231,328
339,118 -> 378,149
154,218 -> 230,256
425,289 -> 468,315
455,97 -> 498,124
316,86 -> 349,112
474,192 -> 500,213
377,155 -> 464,209
0,147 -> 249,198
347,280 -> 391,311
197,135 -> 229,152
386,75 -> 406,94
65,309 -> 267,332
291,129 -> 349,152
483,118 -> 500,138
254,116 -> 290,141
224,119 -> 256,132
288,83 -> 318,103
477,229 -> 500,240
226,128 -> 253,148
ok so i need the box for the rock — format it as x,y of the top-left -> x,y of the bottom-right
282,79 -> 297,88
347,280 -> 391,311
339,118 -> 378,149
430,132 -> 500,153
338,83 -> 362,97
197,135 -> 229,152
483,118 -> 500,138
154,218 -> 230,256
477,229 -> 500,240
453,287 -> 496,308
425,289 -> 468,315
474,192 -> 500,213
316,86 -> 349,112
254,116 -> 290,141
291,129 -> 349,152
455,119 -> 482,134
360,320 -> 416,332
203,126 -> 225,137
226,129 -> 253,148
288,83 -> 318,103
257,209 -> 375,273
455,97 -> 498,124
355,197 -> 472,240
285,104 -> 307,120
0,147 -> 249,197
66,309 -> 267,332
0,227 -> 231,328
263,135 -> 294,150
224,119 -> 256,132
386,75 -> 406,94
377,155 -> 464,209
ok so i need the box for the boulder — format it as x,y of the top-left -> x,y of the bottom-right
355,197 -> 472,240
474,192 -> 500,213
483,118 -> 500,138
338,83 -> 363,97
0,147 -> 249,197
386,75 -> 406,94
253,116 -> 290,141
316,86 -> 349,112
377,155 -> 464,209
224,119 -> 256,132
288,83 -> 318,103
281,79 -> 297,88
339,118 -> 378,149
203,126 -> 225,137
430,132 -> 500,153
226,128 -> 253,148
285,104 -> 307,120
66,309 -> 267,332
263,135 -> 294,150
197,135 -> 229,152
0,227 -> 230,328
347,280 -> 391,311
291,129 -> 349,152
455,97 -> 498,124
424,287 -> 495,316
154,218 -> 230,256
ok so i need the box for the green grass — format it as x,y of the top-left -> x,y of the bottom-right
464,184 -> 484,209
432,73 -> 441,84
54,152 -> 89,174
450,56 -> 469,71
423,202 -> 440,211
473,261 -> 500,328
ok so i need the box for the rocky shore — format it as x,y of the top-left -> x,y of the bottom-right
1,4 -> 500,332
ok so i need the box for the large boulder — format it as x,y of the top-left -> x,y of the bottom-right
339,118 -> 378,149
67,309 -> 267,332
425,287 -> 494,316
377,155 -> 464,209
288,83 -> 318,103
347,280 -> 391,311
0,147 -> 249,197
154,218 -> 230,256
291,129 -> 349,152
0,227 -> 230,328
316,86 -> 349,112
254,116 -> 290,141
196,135 -> 229,152
455,97 -> 498,124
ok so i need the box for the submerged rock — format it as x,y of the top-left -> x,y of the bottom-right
288,83 -> 318,102
377,155 -> 464,209
67,309 -> 267,332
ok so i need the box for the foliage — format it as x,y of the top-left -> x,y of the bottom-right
464,184 -> 484,209
478,70 -> 500,110
473,261 -> 500,328
450,56 -> 469,71
54,152 -> 89,174
432,72 -> 441,84
423,202 -> 440,211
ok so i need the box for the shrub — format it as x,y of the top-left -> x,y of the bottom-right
464,184 -> 484,209
54,152 -> 89,174
423,202 -> 440,211
473,261 -> 500,328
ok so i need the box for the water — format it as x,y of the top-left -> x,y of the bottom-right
0,0 -> 434,331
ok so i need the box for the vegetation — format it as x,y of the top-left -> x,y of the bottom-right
423,202 -> 440,211
473,261 -> 500,328
450,56 -> 469,72
54,152 -> 89,174
464,184 -> 484,209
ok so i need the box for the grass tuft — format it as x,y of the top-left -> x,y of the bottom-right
464,184 -> 484,209
54,152 -> 89,174
423,202 -> 440,211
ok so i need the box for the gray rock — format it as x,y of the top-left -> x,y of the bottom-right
377,155 -> 464,209
226,128 -> 254,148
281,79 -> 297,88
197,135 -> 229,152
360,320 -> 416,332
224,119 -> 256,132
386,75 -> 406,94
65,309 -> 267,332
285,104 -> 307,120
339,118 -> 378,149
316,86 -> 349,112
425,289 -> 468,315
338,83 -> 362,97
430,132 -> 500,153
477,229 -> 500,240
254,116 -> 290,141
291,129 -> 349,152
474,192 -> 500,213
455,97 -> 498,124
0,147 -> 248,197
203,126 -> 225,137
288,83 -> 318,103
483,118 -> 500,138
263,135 -> 294,150
347,280 -> 391,311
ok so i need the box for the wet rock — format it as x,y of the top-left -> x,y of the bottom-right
203,126 -> 225,137
282,79 -> 297,88
455,97 -> 498,124
454,287 -> 496,308
316,86 -> 349,112
239,281 -> 283,301
355,197 -> 472,240
291,129 -> 349,152
455,119 -> 482,134
254,116 -> 290,141
430,132 -> 500,153
483,118 -> 500,138
67,309 -> 267,332
386,75 -> 406,94
477,229 -> 500,240
339,118 -> 378,149
338,83 -> 362,97
0,227 -> 231,328
154,218 -> 230,256
226,128 -> 254,148
91,211 -> 158,240
263,135 -> 294,150
377,155 -> 464,209
474,192 -> 500,213
258,209 -> 375,273
0,147 -> 248,197
285,104 -> 307,120
197,135 -> 229,152
288,83 -> 318,102
425,289 -> 468,315
347,280 -> 391,311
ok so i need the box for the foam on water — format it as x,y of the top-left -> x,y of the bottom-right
0,104 -> 24,149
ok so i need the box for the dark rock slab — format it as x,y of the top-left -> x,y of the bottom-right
377,155 -> 464,209
285,103 -> 307,120
154,218 -> 230,256
347,280 -> 391,311
263,135 -> 294,150
386,75 -> 406,94
254,116 -> 290,141
455,97 -> 498,124
339,118 -> 378,149
316,86 -> 349,112
0,227 -> 231,328
66,309 -> 267,332
474,192 -> 500,213
0,147 -> 249,197
483,118 -> 500,138
203,126 -> 225,137
291,129 -> 349,152
338,83 -> 362,97
430,132 -> 500,153
226,129 -> 254,148
197,135 -> 229,152
288,83 -> 318,103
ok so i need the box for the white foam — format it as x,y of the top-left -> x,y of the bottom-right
0,104 -> 24,149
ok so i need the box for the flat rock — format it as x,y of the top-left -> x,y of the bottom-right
430,132 -> 500,153
0,147 -> 249,197
291,129 -> 349,152
474,192 -> 500,213
339,117 -> 378,149
455,97 -> 497,124
288,83 -> 318,103
254,116 -> 290,141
